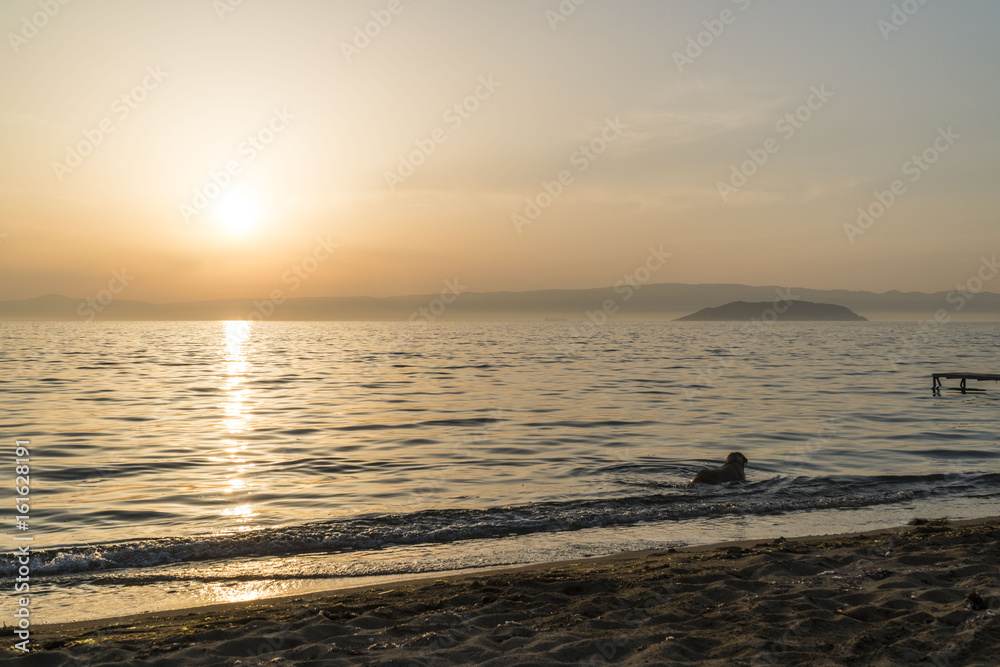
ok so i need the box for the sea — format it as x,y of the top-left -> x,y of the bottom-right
2,320 -> 998,624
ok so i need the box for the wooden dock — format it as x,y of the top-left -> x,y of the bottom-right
932,372 -> 1000,393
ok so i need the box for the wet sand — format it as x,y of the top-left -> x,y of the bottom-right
5,517 -> 998,666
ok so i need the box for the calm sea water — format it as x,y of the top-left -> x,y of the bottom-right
2,321 -> 999,622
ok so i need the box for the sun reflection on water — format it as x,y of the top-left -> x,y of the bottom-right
222,321 -> 252,433
220,504 -> 255,517
218,321 -> 258,530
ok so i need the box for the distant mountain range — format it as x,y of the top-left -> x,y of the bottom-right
1,283 -> 998,321
676,300 -> 867,322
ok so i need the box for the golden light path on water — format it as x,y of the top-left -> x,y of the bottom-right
201,321 -> 279,605
217,321 -> 259,529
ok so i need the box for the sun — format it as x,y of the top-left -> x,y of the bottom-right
213,191 -> 261,235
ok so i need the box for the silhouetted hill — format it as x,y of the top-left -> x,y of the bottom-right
1,284 -> 998,321
675,300 -> 867,322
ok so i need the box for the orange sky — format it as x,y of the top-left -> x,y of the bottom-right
1,1 -> 998,302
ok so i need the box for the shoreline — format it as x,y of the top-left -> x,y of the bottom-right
8,516 -> 999,665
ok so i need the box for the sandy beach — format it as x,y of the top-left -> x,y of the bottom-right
5,517 -> 997,666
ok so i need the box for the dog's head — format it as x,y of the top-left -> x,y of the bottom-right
725,452 -> 748,468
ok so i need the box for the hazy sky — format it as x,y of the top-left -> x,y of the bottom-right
1,0 -> 998,302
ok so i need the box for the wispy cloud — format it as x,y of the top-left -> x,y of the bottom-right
622,80 -> 794,149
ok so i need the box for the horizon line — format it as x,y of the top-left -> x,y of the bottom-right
4,281 -> 997,306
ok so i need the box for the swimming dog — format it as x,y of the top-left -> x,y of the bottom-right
691,452 -> 748,484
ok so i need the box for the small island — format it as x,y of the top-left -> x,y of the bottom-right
675,300 -> 868,322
